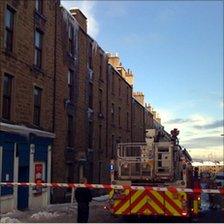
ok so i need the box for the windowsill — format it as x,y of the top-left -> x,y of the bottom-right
65,99 -> 75,107
3,49 -> 16,58
31,65 -> 44,75
67,52 -> 75,61
32,123 -> 42,130
34,10 -> 47,21
0,117 -> 12,124
88,107 -> 93,112
66,146 -> 75,150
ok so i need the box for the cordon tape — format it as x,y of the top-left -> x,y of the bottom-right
0,182 -> 224,194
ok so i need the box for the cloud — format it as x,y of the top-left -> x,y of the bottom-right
194,120 -> 223,130
159,112 -> 223,160
188,147 -> 224,162
61,1 -> 99,38
167,118 -> 223,130
182,136 -> 223,149
166,118 -> 193,124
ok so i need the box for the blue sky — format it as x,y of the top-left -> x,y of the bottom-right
62,1 -> 223,161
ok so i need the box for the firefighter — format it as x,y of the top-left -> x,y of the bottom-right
75,177 -> 92,223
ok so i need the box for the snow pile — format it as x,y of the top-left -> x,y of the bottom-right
30,211 -> 59,220
93,195 -> 109,202
0,217 -> 21,223
47,203 -> 77,212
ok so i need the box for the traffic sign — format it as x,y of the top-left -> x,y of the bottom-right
109,164 -> 114,171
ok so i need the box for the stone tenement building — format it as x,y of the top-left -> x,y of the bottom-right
0,0 -> 58,210
0,0 -> 161,204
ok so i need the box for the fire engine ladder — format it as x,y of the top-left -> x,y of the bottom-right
116,142 -> 154,181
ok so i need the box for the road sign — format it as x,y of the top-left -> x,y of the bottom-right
109,164 -> 114,171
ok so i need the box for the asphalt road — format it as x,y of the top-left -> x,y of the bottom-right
1,190 -> 223,223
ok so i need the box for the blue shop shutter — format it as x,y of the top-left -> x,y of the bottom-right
1,142 -> 14,196
18,143 -> 29,167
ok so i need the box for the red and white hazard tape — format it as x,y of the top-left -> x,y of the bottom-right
0,182 -> 223,194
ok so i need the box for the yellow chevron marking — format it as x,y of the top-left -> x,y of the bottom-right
143,208 -> 151,214
193,200 -> 198,213
166,191 -> 182,209
131,195 -> 147,213
165,201 -> 180,216
109,190 -> 114,199
116,197 -> 130,214
114,199 -> 120,207
113,189 -> 130,208
124,189 -> 130,195
148,197 -> 164,214
151,190 -> 164,204
131,190 -> 144,204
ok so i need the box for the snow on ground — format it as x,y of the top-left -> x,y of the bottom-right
30,211 -> 60,220
0,199 -> 108,223
0,217 -> 21,223
93,195 -> 109,202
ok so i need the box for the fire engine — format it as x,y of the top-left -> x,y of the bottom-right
108,129 -> 201,218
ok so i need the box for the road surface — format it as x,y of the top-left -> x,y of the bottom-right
1,193 -> 223,223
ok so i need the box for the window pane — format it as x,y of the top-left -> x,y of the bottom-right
5,30 -> 13,51
34,49 -> 41,67
35,0 -> 42,13
2,97 -> 10,120
34,88 -> 41,106
68,70 -> 71,85
88,121 -> 93,148
5,8 -> 13,29
3,76 -> 11,96
35,31 -> 42,48
69,25 -> 73,39
34,106 -> 40,125
68,115 -> 73,147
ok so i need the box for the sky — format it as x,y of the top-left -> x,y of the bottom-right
61,1 -> 223,161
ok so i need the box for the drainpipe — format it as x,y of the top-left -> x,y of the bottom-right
50,1 -> 58,203
106,62 -> 109,158
52,3 -> 58,133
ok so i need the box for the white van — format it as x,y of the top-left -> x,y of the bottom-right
214,172 -> 224,188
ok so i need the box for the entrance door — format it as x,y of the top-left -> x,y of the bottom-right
17,144 -> 29,210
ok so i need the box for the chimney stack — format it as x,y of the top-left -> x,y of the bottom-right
70,8 -> 87,33
133,92 -> 144,106
107,53 -> 121,68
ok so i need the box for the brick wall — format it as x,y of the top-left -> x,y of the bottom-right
0,1 -> 156,193
0,0 -> 56,132
107,65 -> 132,156
132,98 -> 145,142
